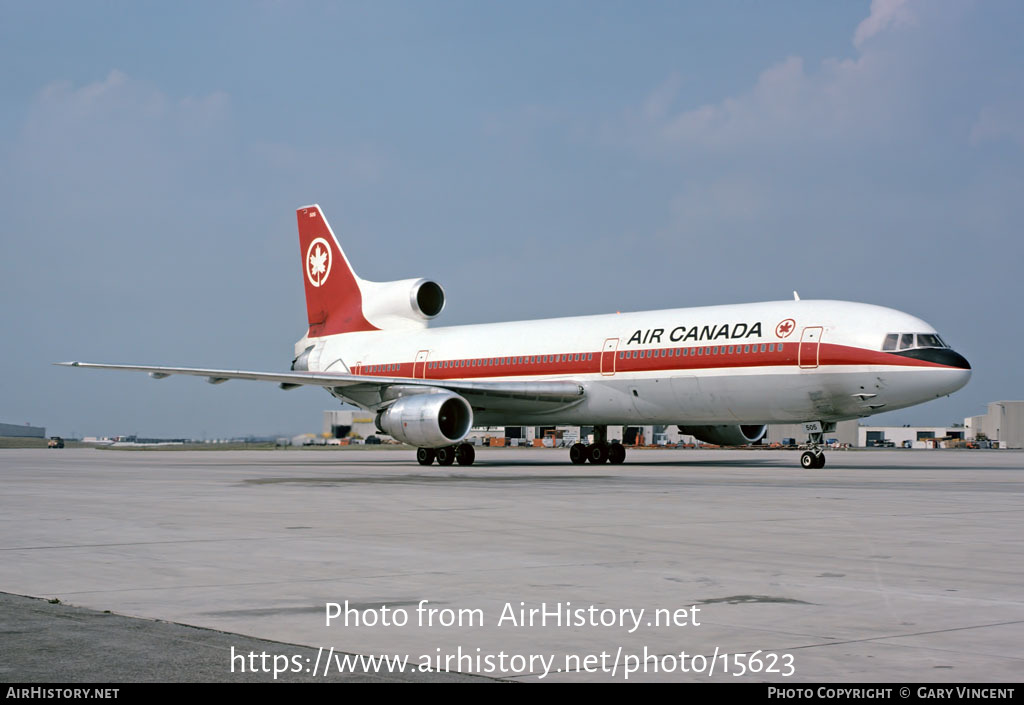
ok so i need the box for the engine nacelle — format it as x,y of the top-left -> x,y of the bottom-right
677,424 -> 767,446
360,277 -> 445,330
375,392 -> 473,447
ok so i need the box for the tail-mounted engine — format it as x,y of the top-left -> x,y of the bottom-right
360,278 -> 445,330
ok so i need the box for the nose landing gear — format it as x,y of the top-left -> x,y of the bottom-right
801,450 -> 825,469
799,421 -> 834,469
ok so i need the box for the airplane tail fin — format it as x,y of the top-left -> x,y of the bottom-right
296,205 -> 378,337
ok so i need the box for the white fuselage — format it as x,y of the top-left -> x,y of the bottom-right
296,299 -> 971,427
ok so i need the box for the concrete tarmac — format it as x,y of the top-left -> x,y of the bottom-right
1,447 -> 1021,682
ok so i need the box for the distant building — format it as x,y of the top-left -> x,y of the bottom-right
856,425 -> 966,448
323,410 -> 385,441
0,422 -> 45,439
965,401 -> 1024,449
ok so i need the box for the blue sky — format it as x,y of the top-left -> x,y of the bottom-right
2,1 -> 1021,438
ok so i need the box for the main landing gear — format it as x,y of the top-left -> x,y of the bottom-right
569,425 -> 626,465
417,444 -> 476,466
799,421 -> 835,469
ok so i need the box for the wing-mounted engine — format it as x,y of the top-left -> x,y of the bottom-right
677,424 -> 767,446
375,391 -> 472,447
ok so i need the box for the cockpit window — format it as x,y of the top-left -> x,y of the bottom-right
916,333 -> 945,349
883,332 -> 950,351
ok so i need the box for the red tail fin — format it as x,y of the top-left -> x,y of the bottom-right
296,205 -> 378,336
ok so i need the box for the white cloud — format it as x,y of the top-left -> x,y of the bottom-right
29,70 -> 228,134
620,52 -> 907,153
606,2 -> 936,156
12,71 -> 234,215
853,0 -> 916,49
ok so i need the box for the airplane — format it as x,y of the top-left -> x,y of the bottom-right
60,204 -> 971,469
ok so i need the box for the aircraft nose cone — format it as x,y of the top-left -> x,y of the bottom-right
941,357 -> 972,397
948,350 -> 971,370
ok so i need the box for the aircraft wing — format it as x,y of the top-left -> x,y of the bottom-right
56,361 -> 585,413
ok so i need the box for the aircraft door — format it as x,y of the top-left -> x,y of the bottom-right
799,327 -> 823,369
600,338 -> 619,376
413,350 -> 430,378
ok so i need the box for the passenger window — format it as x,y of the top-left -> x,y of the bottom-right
727,346 -> 734,354
744,345 -> 750,353
899,333 -> 914,350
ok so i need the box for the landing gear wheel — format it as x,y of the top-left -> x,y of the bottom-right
436,446 -> 456,466
569,443 -> 588,465
801,451 -> 826,469
416,447 -> 435,466
455,443 -> 475,466
588,442 -> 609,464
607,442 -> 626,465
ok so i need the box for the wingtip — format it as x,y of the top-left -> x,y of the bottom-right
55,361 -> 79,367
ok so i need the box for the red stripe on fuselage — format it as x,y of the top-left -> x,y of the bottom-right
346,342 -> 956,379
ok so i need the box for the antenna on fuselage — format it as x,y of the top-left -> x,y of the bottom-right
793,291 -> 800,301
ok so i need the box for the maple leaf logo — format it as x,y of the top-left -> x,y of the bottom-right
305,238 -> 332,287
309,246 -> 327,277
776,319 -> 796,338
